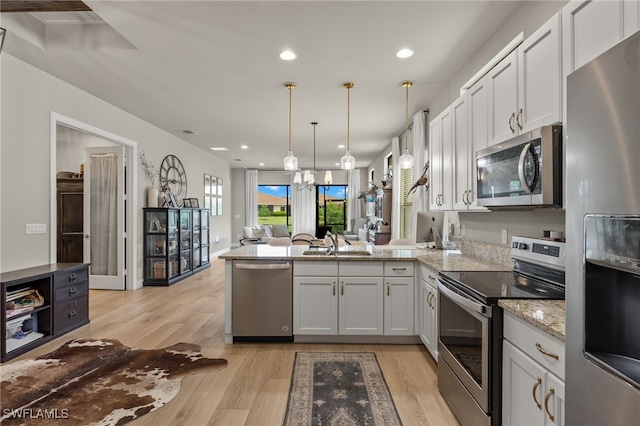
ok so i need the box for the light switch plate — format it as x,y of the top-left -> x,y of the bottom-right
501,229 -> 508,244
26,224 -> 47,234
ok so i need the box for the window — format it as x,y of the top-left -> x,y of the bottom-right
257,185 -> 292,230
400,167 -> 414,239
317,185 -> 348,233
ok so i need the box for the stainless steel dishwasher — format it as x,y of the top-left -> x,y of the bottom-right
231,260 -> 293,342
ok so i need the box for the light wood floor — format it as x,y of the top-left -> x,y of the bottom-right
8,258 -> 459,426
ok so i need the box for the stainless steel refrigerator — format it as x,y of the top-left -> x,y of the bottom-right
566,30 -> 640,424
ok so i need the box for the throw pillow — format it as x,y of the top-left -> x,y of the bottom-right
242,226 -> 254,238
272,224 -> 290,238
252,229 -> 267,238
262,225 -> 274,237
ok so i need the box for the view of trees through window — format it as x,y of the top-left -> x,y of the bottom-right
317,185 -> 348,233
257,185 -> 292,230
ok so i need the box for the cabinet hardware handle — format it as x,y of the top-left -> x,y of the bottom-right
465,189 -> 471,205
392,267 -> 406,272
341,282 -> 344,296
69,310 -> 77,319
544,387 -> 555,421
69,274 -> 76,282
387,282 -> 390,296
69,287 -> 77,296
516,108 -> 523,130
428,275 -> 436,280
535,342 -> 559,360
332,282 -> 336,296
427,292 -> 434,308
509,112 -> 515,133
532,378 -> 542,409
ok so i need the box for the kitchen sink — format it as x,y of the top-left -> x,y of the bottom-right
302,250 -> 330,255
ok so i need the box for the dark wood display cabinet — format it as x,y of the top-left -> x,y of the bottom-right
1,263 -> 89,363
143,208 -> 210,286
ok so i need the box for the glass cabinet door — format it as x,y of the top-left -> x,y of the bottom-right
179,209 -> 192,274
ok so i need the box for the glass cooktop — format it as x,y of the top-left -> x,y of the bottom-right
438,270 -> 565,304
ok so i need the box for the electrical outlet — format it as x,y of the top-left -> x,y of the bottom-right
455,224 -> 461,235
26,224 -> 47,234
501,229 -> 508,244
461,224 -> 466,237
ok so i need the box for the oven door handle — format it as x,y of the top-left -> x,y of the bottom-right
437,280 -> 492,318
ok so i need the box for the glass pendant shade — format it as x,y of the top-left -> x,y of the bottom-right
324,171 -> 333,184
293,171 -> 302,184
284,151 -> 298,171
341,150 -> 355,170
399,148 -> 414,169
303,170 -> 314,184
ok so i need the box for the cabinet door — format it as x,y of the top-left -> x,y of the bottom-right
339,277 -> 383,335
452,94 -> 470,211
488,49 -> 519,144
503,340 -> 547,426
467,76 -> 489,211
545,373 -> 565,426
562,0 -> 624,76
293,276 -> 337,335
624,0 -> 640,38
518,12 -> 562,132
384,277 -> 414,335
429,115 -> 442,210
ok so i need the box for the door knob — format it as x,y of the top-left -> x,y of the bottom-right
84,234 -> 90,239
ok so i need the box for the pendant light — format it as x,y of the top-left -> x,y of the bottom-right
283,82 -> 298,171
340,82 -> 356,170
398,80 -> 415,169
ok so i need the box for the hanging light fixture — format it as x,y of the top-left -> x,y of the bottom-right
340,82 -> 356,170
398,80 -> 415,169
296,122 -> 333,191
283,82 -> 298,171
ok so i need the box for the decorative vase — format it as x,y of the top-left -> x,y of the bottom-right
147,186 -> 159,208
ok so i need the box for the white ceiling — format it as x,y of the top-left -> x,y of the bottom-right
3,1 -> 525,170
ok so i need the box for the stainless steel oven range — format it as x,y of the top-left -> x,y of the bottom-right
437,236 -> 566,426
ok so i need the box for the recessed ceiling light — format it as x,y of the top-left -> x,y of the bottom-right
259,162 -> 265,166
210,147 -> 228,151
234,159 -> 242,162
181,129 -> 198,135
279,50 -> 296,61
334,162 -> 340,166
241,145 -> 249,150
338,144 -> 345,149
396,48 -> 414,59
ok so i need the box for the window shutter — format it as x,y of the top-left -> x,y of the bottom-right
399,168 -> 414,239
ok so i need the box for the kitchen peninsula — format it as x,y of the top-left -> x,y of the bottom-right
219,244 -> 512,344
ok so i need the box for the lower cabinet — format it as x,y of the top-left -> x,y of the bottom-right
418,264 -> 438,360
502,312 -> 565,426
293,261 -> 413,336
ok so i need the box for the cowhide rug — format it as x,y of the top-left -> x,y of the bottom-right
0,338 -> 227,425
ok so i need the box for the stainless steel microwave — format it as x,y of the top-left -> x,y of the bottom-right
476,125 -> 562,208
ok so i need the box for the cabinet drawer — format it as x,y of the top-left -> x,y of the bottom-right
54,295 -> 89,333
339,261 -> 383,277
55,282 -> 88,303
384,262 -> 414,277
418,265 -> 438,288
54,267 -> 88,288
294,261 -> 338,276
504,312 -> 565,380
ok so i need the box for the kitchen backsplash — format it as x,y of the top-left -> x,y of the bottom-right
450,236 -> 512,266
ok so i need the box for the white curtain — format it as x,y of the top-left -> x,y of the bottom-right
411,110 -> 428,241
245,169 -> 258,226
291,176 -> 316,236
347,169 -> 361,229
391,136 -> 401,239
90,153 -> 118,276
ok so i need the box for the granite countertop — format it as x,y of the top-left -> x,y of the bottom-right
416,250 -> 512,272
499,299 -> 566,341
218,244 -> 434,261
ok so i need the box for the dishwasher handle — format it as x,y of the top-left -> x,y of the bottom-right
234,262 -> 291,270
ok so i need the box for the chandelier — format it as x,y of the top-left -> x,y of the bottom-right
294,122 -> 333,191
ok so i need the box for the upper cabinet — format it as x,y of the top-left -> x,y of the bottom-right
489,12 -> 562,145
624,0 -> 640,39
429,106 -> 453,211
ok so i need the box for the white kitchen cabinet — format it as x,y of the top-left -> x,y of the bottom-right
452,94 -> 470,211
466,76 -> 489,210
429,106 -> 453,210
503,312 -> 565,426
624,0 -> 640,39
418,264 -> 438,360
293,261 -> 384,336
383,262 -> 414,336
489,12 -> 562,145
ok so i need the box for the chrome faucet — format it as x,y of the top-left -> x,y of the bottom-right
325,231 -> 339,255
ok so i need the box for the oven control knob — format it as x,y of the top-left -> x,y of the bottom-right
518,243 -> 528,250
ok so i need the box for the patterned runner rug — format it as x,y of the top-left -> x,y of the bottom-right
284,352 -> 402,426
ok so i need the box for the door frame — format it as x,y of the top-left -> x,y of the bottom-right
49,112 -> 139,290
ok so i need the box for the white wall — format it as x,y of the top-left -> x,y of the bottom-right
1,54 -> 231,276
